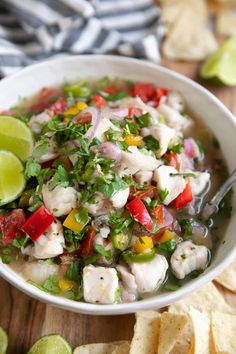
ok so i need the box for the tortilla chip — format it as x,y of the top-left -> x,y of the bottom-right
215,0 -> 236,6
211,311 -> 236,354
111,342 -> 130,354
162,8 -> 218,60
161,0 -> 207,32
130,311 -> 160,354
170,321 -> 193,354
168,282 -> 236,315
188,307 -> 210,354
215,260 -> 236,292
206,0 -> 227,14
74,342 -> 126,354
216,10 -> 236,37
157,312 -> 188,354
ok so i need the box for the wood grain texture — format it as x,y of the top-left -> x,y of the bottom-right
0,60 -> 235,354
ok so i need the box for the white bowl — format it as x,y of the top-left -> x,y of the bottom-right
0,55 -> 235,315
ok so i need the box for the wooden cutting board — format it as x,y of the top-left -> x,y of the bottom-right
0,59 -> 236,354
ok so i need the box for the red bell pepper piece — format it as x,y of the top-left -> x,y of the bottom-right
22,205 -> 55,241
50,97 -> 67,115
164,152 -> 180,170
91,95 -> 106,108
126,198 -> 153,231
155,88 -> 168,106
132,83 -> 155,103
151,205 -> 164,226
79,227 -> 96,258
0,209 -> 26,245
173,183 -> 193,209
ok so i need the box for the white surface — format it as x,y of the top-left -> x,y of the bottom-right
0,55 -> 236,315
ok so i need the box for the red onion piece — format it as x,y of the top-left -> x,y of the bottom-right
184,138 -> 195,158
160,207 -> 174,229
101,107 -> 129,121
75,107 -> 100,142
95,142 -> 122,161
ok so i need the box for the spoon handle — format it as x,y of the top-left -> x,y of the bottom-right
201,168 -> 236,220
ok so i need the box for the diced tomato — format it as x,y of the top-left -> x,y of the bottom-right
28,88 -> 57,113
0,209 -> 26,245
40,87 -> 57,101
164,152 -> 180,170
74,112 -> 92,125
22,205 -> 55,241
173,183 -> 193,209
136,185 -> 156,200
132,83 -> 155,103
127,108 -> 143,119
105,86 -> 119,94
154,88 -> 168,107
151,205 -> 164,226
126,198 -> 153,232
91,95 -> 106,108
79,227 -> 96,259
50,97 -> 67,115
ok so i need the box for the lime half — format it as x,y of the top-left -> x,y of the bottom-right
0,150 -> 25,206
200,37 -> 236,86
0,327 -> 8,354
0,115 -> 33,161
27,334 -> 72,354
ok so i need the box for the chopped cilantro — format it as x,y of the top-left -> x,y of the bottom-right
48,165 -> 70,190
42,275 -> 60,294
94,244 -> 112,260
156,239 -> 177,254
135,113 -> 150,128
158,188 -> 169,202
178,219 -> 193,238
75,208 -> 90,226
168,142 -> 183,154
25,157 -> 41,179
143,135 -> 160,151
65,287 -> 83,301
106,91 -> 127,101
0,246 -> 11,264
64,261 -> 82,285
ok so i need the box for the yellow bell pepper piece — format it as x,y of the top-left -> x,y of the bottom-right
135,236 -> 153,253
58,279 -> 74,292
64,102 -> 88,115
124,134 -> 143,147
63,208 -> 84,233
159,230 -> 175,243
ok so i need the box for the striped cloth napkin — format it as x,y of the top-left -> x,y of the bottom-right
0,0 -> 164,77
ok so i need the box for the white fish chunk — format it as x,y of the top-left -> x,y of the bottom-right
83,265 -> 119,304
170,241 -> 209,279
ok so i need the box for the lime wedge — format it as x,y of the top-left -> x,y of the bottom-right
200,37 -> 236,86
0,150 -> 25,206
27,334 -> 72,354
0,327 -> 8,354
0,115 -> 33,161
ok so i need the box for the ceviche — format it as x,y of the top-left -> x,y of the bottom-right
0,78 -> 231,304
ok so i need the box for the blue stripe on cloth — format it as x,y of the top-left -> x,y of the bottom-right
0,0 -> 165,77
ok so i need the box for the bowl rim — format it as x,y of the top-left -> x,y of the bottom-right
0,54 -> 236,315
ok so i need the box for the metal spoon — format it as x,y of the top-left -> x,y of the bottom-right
201,168 -> 236,221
